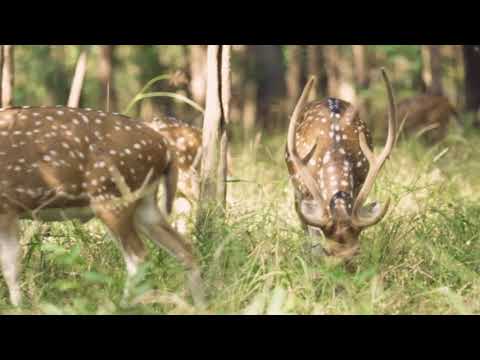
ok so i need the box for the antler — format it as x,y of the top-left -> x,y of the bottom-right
351,68 -> 397,228
287,76 -> 331,228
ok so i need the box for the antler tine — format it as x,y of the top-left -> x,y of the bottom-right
352,68 -> 397,228
287,76 -> 333,228
287,76 -> 322,201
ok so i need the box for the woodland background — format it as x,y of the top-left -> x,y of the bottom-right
2,45 -> 479,137
1,45 -> 480,315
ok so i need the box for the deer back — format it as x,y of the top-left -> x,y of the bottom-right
0,106 -> 173,215
396,94 -> 457,140
286,98 -> 372,218
147,116 -> 202,172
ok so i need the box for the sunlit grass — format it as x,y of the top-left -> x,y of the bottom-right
1,123 -> 480,315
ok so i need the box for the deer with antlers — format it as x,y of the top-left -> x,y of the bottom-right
285,69 -> 397,262
0,106 -> 205,307
394,94 -> 459,143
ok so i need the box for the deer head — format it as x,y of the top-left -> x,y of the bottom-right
0,106 -> 205,308
285,69 -> 397,262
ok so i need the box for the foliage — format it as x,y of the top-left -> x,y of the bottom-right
1,45 -> 476,315
2,120 -> 480,314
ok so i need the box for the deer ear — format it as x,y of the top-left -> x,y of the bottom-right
301,138 -> 319,165
300,199 -> 326,220
357,201 -> 382,218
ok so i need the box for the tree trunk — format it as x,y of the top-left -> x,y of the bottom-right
1,45 -> 14,108
429,45 -> 444,96
239,45 -> 258,139
0,47 -> 3,104
218,46 -> 231,206
463,45 -> 480,125
286,46 -> 304,109
323,45 -> 340,97
422,45 -> 444,96
352,45 -> 369,88
323,45 -> 356,103
228,45 -> 244,132
352,45 -> 370,123
98,45 -> 118,112
306,45 -> 326,100
67,48 -> 88,108
198,45 -> 231,220
189,45 -> 207,107
242,79 -> 257,139
252,45 -> 286,131
453,45 -> 465,108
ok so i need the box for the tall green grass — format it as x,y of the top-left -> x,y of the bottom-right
1,123 -> 480,314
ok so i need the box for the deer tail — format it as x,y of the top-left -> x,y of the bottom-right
161,153 -> 178,216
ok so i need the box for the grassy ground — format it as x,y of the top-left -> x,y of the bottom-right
1,122 -> 480,315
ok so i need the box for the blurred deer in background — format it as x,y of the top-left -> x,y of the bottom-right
285,69 -> 397,263
146,116 -> 202,234
393,94 -> 459,143
147,115 -> 234,233
147,116 -> 202,203
0,106 -> 205,307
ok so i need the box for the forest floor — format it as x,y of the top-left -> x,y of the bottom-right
2,122 -> 480,315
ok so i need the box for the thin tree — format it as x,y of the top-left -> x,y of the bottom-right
0,47 -> 3,104
46,46 -> 71,105
98,45 -> 118,112
67,46 -> 89,108
323,45 -> 356,103
323,45 -> 340,97
421,45 -> 444,96
1,45 -> 14,108
253,45 -> 286,131
241,45 -> 258,139
189,45 -> 207,107
286,46 -> 304,109
306,45 -> 326,101
463,45 -> 480,126
218,46 -> 231,205
352,45 -> 369,88
453,45 -> 465,107
242,79 -> 257,139
352,45 -> 371,123
197,45 -> 231,222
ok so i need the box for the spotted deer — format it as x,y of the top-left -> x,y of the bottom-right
394,94 -> 458,143
145,116 -> 203,234
285,69 -> 396,262
147,116 -> 234,196
0,106 -> 205,307
147,116 -> 202,203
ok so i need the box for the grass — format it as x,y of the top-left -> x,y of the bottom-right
2,122 -> 480,315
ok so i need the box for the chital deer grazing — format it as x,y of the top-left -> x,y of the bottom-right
147,116 -> 202,203
285,69 -> 397,262
146,116 -> 202,234
0,106 -> 205,307
395,94 -> 458,143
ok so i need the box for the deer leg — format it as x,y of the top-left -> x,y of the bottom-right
172,173 -> 198,235
134,193 -> 206,309
173,196 -> 193,235
91,203 -> 148,301
0,214 -> 22,306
